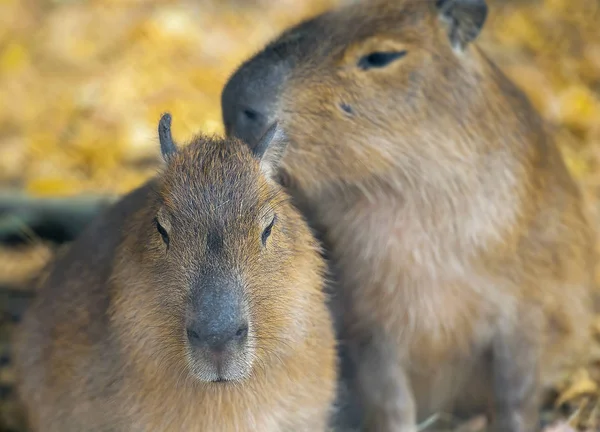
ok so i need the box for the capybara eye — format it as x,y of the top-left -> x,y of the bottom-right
357,51 -> 407,70
154,217 -> 170,248
261,215 -> 276,246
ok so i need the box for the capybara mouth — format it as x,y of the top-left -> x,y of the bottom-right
187,345 -> 252,383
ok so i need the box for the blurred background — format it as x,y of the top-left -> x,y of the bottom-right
0,0 -> 599,430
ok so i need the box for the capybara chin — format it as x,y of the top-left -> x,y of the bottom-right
13,114 -> 337,432
222,0 -> 598,431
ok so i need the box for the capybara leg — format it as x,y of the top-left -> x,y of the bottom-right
489,316 -> 541,432
352,335 -> 416,432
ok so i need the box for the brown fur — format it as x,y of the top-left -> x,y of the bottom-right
13,120 -> 337,431
222,1 -> 598,430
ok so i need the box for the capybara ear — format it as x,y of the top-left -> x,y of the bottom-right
436,0 -> 488,51
251,122 -> 289,180
158,113 -> 179,162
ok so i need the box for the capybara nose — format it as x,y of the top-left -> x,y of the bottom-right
187,275 -> 248,351
187,321 -> 248,351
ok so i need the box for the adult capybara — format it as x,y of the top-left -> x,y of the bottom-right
222,1 -> 598,430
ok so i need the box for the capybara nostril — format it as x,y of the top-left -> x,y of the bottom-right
238,106 -> 266,127
235,325 -> 248,339
186,321 -> 248,352
186,328 -> 200,343
243,108 -> 260,121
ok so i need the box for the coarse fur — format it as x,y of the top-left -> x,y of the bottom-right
13,115 -> 337,432
222,0 -> 599,430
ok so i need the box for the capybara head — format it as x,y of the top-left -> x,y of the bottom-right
221,0 -> 511,190
117,114 -> 323,384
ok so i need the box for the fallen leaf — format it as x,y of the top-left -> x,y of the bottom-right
555,369 -> 599,408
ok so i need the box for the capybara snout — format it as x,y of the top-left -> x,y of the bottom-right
185,270 -> 251,382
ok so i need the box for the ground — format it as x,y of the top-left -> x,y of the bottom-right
0,0 -> 600,430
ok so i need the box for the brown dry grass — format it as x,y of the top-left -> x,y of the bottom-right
0,0 -> 599,430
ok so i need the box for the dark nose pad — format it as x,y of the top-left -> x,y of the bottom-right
187,322 -> 248,351
186,279 -> 249,352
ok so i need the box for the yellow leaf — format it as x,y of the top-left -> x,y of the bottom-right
555,368 -> 599,407
493,10 -> 545,52
0,41 -> 29,72
556,85 -> 600,132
